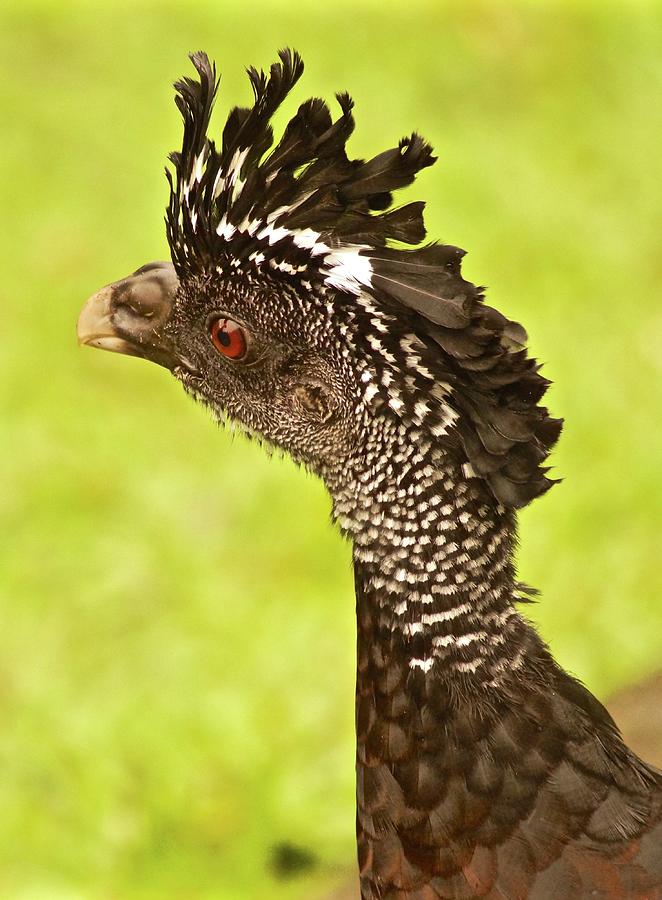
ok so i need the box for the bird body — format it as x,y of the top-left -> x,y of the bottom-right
78,50 -> 662,898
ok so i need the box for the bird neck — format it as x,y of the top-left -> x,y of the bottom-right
329,423 -> 531,686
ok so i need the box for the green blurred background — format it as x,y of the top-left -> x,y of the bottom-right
1,0 -> 661,897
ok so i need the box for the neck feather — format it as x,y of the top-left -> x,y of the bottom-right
329,421 -> 535,686
330,423 -> 661,899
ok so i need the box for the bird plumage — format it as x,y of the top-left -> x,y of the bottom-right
166,49 -> 560,510
78,49 -> 662,899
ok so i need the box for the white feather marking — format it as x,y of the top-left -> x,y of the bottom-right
371,317 -> 388,334
211,167 -> 224,200
292,228 -> 328,253
266,192 -> 316,225
430,423 -> 448,437
257,223 -> 292,245
216,215 -> 236,241
364,383 -> 379,403
190,148 -> 207,186
227,148 -> 248,184
430,382 -> 452,399
406,358 -> 434,378
409,657 -> 434,673
422,602 -> 471,623
270,259 -> 297,274
453,658 -> 483,673
322,248 -> 373,294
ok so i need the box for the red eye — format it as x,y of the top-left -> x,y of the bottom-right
210,317 -> 248,360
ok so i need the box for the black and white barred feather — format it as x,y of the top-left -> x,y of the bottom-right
166,49 -> 562,509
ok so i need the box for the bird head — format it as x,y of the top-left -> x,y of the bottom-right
78,50 -> 561,508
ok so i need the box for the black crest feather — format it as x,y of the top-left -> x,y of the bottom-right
166,49 -> 435,278
165,50 -> 562,508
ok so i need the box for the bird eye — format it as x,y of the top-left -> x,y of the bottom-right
209,317 -> 248,360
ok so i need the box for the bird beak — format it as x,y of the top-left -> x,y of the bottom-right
77,261 -> 186,371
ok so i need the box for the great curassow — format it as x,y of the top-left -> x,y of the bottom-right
78,51 -> 662,899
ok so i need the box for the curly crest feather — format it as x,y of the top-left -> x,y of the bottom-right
165,49 -> 562,508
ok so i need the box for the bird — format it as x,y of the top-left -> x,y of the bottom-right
77,50 -> 662,899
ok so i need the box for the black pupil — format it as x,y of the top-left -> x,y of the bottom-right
218,325 -> 231,346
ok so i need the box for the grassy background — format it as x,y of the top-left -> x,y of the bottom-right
1,1 -> 661,897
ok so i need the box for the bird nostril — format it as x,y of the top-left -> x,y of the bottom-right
116,299 -> 155,319
111,275 -> 173,323
113,302 -> 152,332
